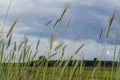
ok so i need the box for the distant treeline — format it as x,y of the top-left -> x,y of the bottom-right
28,60 -> 119,67
1,60 -> 119,67
1,57 -> 119,67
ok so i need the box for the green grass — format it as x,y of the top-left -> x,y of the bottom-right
0,66 -> 117,80
0,1 -> 120,80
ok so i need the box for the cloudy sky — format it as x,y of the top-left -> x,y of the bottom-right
0,0 -> 120,60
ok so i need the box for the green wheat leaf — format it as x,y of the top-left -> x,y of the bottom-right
6,19 -> 17,38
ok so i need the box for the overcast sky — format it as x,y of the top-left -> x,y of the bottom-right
0,0 -> 120,60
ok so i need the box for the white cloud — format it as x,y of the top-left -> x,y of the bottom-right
2,30 -> 120,61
